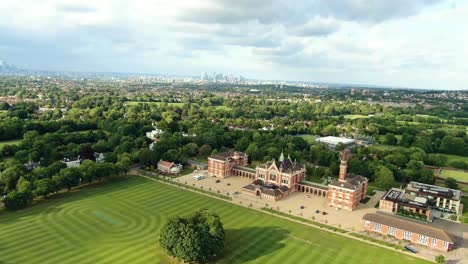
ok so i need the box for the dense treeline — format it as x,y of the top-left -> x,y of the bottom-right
0,76 -> 467,210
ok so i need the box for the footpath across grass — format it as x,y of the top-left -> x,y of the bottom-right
0,176 -> 429,264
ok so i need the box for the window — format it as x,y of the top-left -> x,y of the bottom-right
432,238 -> 438,246
387,227 -> 396,237
403,231 -> 412,241
443,241 -> 449,249
259,174 -> 264,179
282,179 -> 288,184
418,235 -> 428,245
373,223 -> 382,232
270,172 -> 276,181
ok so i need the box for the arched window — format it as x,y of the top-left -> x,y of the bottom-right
270,172 -> 276,181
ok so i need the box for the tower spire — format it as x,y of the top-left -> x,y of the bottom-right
279,149 -> 285,162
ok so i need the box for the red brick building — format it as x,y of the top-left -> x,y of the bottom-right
243,152 -> 306,201
157,160 -> 182,175
208,151 -> 305,201
208,151 -> 249,178
363,213 -> 455,252
327,149 -> 368,211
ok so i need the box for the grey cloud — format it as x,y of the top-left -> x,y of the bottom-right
292,18 -> 340,37
180,0 -> 441,26
318,0 -> 442,23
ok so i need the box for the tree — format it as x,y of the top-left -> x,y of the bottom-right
0,166 -> 25,192
3,190 -> 33,210
383,133 -> 398,146
440,136 -> 465,155
160,209 -> 224,263
55,168 -> 82,192
80,160 -> 97,183
435,255 -> 445,264
16,176 -> 31,192
375,167 -> 395,190
198,144 -> 212,157
445,177 -> 458,190
34,178 -> 55,198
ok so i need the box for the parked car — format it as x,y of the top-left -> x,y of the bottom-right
404,245 -> 418,253
193,175 -> 205,181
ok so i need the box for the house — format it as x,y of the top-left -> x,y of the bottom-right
94,152 -> 105,163
363,213 -> 455,252
146,127 -> 164,139
62,157 -> 82,168
24,161 -> 40,171
157,160 -> 182,175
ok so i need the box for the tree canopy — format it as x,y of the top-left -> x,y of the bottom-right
159,209 -> 225,263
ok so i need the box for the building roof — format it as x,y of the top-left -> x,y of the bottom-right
406,181 -> 461,201
158,160 -> 174,168
316,136 -> 355,145
209,151 -> 247,161
299,181 -> 328,190
328,174 -> 367,190
362,213 -> 455,243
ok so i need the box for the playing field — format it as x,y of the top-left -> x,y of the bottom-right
439,169 -> 468,183
297,134 -> 317,144
0,177 -> 429,264
0,139 -> 22,150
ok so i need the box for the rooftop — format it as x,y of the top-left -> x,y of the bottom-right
316,136 -> 355,145
406,181 -> 461,201
363,212 -> 455,243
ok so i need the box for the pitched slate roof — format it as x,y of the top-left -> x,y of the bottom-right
362,213 -> 455,243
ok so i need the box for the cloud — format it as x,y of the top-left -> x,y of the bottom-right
292,17 -> 341,37
0,0 -> 467,89
56,4 -> 98,13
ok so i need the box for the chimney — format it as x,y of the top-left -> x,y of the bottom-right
339,149 -> 351,182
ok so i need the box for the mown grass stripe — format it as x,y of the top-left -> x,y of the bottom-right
0,177 -> 430,264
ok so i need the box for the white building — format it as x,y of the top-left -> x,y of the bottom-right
62,157 -> 82,168
315,136 -> 356,150
146,127 -> 164,139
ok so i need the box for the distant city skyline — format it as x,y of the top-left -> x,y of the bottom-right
1,0 -> 468,90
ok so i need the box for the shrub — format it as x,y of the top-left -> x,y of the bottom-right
435,255 -> 445,264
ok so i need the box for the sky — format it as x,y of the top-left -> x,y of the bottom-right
0,0 -> 467,90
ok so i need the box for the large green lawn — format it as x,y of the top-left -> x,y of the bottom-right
0,139 -> 22,150
0,177 -> 429,264
296,134 -> 317,144
439,169 -> 468,183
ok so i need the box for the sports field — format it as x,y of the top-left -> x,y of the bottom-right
297,134 -> 317,144
0,139 -> 22,150
0,177 -> 429,264
439,169 -> 468,183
